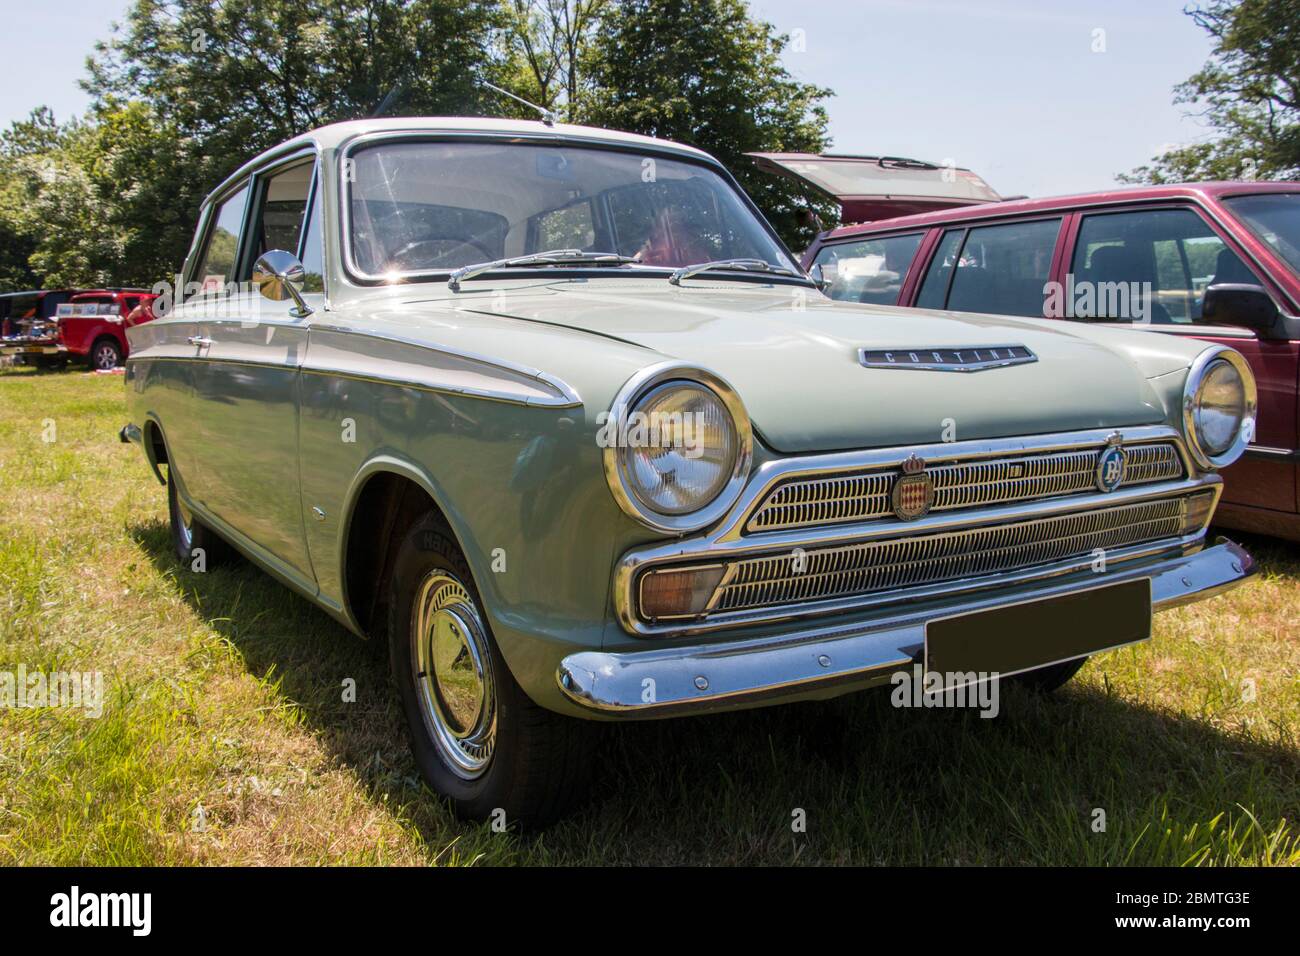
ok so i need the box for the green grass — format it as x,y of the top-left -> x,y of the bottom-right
0,364 -> 1296,865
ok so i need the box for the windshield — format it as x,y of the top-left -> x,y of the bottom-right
346,141 -> 796,280
1222,192 -> 1300,275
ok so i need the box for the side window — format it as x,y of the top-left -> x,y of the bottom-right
945,218 -> 1061,317
1070,208 -> 1257,323
250,161 -> 313,268
812,233 -> 924,304
193,183 -> 250,293
915,229 -> 965,310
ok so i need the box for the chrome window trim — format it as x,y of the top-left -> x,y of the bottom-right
334,129 -> 806,288
601,361 -> 753,533
611,425 -> 1210,636
185,144 -> 323,305
1181,345 -> 1258,470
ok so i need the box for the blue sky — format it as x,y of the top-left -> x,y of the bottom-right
4,0 -> 1216,197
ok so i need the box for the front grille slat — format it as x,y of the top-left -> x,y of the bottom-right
745,442 -> 1183,534
700,497 -> 1188,617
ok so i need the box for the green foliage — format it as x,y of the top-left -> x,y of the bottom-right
1123,0 -> 1300,183
576,0 -> 835,250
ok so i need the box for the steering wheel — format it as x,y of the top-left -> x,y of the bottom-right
385,237 -> 497,271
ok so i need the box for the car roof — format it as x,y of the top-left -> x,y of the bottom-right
818,181 -> 1300,239
206,116 -> 719,207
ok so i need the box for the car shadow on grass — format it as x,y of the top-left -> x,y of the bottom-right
130,518 -> 1299,865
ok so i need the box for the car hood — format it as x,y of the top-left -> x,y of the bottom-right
396,280 -> 1188,454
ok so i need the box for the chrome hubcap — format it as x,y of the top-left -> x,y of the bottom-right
411,571 -> 496,779
94,345 -> 117,369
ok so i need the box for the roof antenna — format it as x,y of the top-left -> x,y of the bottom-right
483,81 -> 557,127
370,79 -> 406,118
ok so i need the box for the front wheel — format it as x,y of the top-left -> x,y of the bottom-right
90,337 -> 122,370
388,515 -> 592,827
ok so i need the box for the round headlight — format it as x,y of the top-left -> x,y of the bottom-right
603,365 -> 753,532
1183,347 -> 1257,470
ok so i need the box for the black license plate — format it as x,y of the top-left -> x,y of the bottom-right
925,578 -> 1151,682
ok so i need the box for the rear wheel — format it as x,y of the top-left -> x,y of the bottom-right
90,337 -> 122,370
388,514 -> 592,827
167,461 -> 231,569
1014,656 -> 1087,693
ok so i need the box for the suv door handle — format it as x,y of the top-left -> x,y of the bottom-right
187,335 -> 213,347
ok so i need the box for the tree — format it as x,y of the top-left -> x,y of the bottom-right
76,0 -> 507,277
1122,0 -> 1300,183
501,0 -> 610,117
0,108 -> 67,288
577,0 -> 834,249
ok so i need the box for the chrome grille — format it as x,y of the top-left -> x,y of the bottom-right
745,441 -> 1183,533
694,496 -> 1193,618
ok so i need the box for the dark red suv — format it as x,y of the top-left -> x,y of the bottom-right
760,156 -> 1300,542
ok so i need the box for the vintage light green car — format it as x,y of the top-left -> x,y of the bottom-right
122,117 -> 1258,825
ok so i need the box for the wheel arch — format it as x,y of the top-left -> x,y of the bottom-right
338,455 -> 479,640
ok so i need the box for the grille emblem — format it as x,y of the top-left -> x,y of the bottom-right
859,345 -> 1037,372
1096,434 -> 1127,493
892,455 -> 934,520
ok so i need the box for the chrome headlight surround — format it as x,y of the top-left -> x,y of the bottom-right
1182,345 -> 1257,471
602,362 -> 753,534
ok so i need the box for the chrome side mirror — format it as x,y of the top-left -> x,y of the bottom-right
253,250 -> 314,318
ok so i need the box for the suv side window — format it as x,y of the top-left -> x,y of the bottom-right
1070,207 -> 1258,323
947,219 -> 1061,317
192,182 -> 250,294
915,229 -> 964,309
812,233 -> 924,304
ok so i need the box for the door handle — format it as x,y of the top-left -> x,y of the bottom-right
187,335 -> 213,347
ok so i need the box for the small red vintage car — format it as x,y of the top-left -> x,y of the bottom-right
55,289 -> 157,369
756,155 -> 1300,542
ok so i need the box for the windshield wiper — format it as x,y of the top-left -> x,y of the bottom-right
668,258 -> 799,285
448,249 -> 639,291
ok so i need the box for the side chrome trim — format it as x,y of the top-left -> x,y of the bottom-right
1244,444 -> 1300,463
563,539 -> 1256,717
306,324 -> 582,408
131,321 -> 583,409
612,426 -> 1207,636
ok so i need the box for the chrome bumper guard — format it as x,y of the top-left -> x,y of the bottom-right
558,538 -> 1255,717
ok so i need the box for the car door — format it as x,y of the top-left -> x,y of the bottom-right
186,152 -> 322,583
1063,204 -> 1297,516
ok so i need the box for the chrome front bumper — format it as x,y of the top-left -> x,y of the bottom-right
557,538 -> 1255,717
